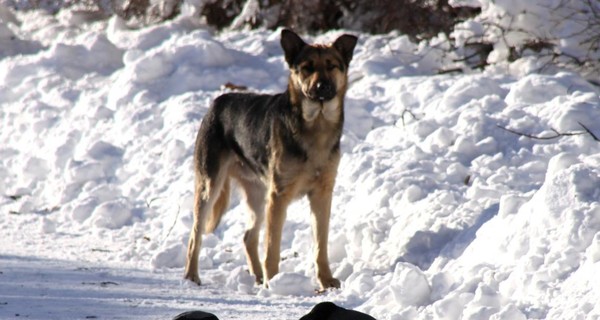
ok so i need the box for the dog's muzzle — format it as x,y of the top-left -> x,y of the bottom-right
309,80 -> 336,101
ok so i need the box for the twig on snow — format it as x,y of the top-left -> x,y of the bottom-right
578,122 -> 600,141
145,197 -> 164,208
497,122 -> 600,141
161,204 -> 181,244
399,109 -> 420,127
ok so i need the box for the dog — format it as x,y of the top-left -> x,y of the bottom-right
184,29 -> 358,290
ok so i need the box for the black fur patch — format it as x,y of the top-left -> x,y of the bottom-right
195,91 -> 311,178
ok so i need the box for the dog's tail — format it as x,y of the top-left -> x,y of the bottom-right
204,179 -> 230,233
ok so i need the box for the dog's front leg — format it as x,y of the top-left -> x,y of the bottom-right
262,188 -> 292,286
184,181 -> 207,285
308,177 -> 341,290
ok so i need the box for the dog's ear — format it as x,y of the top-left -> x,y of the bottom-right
281,29 -> 307,66
333,34 -> 358,66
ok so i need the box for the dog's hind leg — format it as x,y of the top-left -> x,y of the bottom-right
237,177 -> 266,284
184,164 -> 230,285
205,178 -> 230,234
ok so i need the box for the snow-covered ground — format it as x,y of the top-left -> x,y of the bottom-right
2,5 -> 600,320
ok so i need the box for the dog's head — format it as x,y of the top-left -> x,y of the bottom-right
281,29 -> 358,102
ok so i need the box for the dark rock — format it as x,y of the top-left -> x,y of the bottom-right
300,302 -> 377,320
172,310 -> 219,320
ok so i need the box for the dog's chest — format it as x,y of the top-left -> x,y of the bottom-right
298,112 -> 342,172
301,97 -> 342,123
266,97 -> 343,194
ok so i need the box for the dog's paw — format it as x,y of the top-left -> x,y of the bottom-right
184,273 -> 202,286
319,277 -> 341,289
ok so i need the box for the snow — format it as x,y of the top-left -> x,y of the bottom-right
2,4 -> 600,320
451,0 -> 600,78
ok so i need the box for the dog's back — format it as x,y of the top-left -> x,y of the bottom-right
194,92 -> 284,178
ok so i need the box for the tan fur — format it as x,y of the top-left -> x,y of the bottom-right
205,179 -> 230,233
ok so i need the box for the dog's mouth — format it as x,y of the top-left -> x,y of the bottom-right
308,94 -> 336,102
307,81 -> 336,102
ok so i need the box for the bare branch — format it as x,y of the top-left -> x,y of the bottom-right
578,122 -> 600,141
399,109 -> 420,127
161,204 -> 181,244
496,124 -> 598,141
145,196 -> 164,208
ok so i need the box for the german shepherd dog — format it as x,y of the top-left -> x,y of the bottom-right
184,29 -> 358,290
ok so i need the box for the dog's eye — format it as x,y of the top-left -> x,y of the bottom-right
326,64 -> 338,71
301,65 -> 315,73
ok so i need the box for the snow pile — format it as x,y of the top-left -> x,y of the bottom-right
378,153 -> 600,319
266,273 -> 315,297
451,0 -> 600,77
0,5 -> 42,58
1,5 -> 600,320
331,71 -> 600,318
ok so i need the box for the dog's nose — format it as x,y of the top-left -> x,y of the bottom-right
316,81 -> 331,91
314,80 -> 335,101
